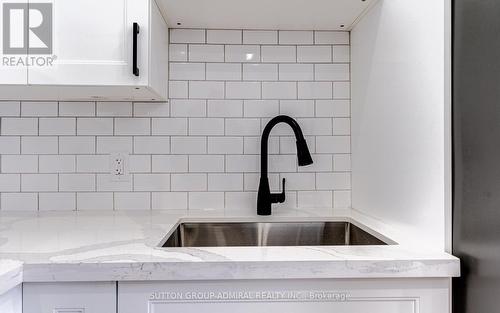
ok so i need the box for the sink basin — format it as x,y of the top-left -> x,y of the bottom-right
161,221 -> 388,247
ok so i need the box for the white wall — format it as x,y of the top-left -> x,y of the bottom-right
0,29 -> 352,214
351,0 -> 451,250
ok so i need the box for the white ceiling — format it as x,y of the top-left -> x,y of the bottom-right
157,0 -> 376,31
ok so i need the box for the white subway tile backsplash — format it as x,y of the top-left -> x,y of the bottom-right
208,173 -> 243,191
39,193 -> 75,211
333,154 -> 351,171
0,137 -> 20,154
280,136 -> 315,154
171,137 -> 206,154
40,155 -> 75,173
225,45 -> 260,62
189,45 -> 224,62
115,192 -> 150,210
152,192 -> 188,209
208,137 -> 243,154
59,137 -> 95,154
261,46 -> 296,63
316,136 -> 351,153
207,100 -> 243,117
316,100 -> 350,117
269,155 -> 297,172
206,63 -> 241,81
280,173 -> 315,190
279,100 -> 315,117
297,118 -> 332,135
97,137 -> 133,153
171,29 -> 206,44
170,62 -> 205,80
21,102 -> 57,116
152,118 -> 188,135
262,82 -> 297,99
315,31 -> 350,44
207,30 -> 242,44
0,174 -> 20,192
279,31 -> 313,45
189,118 -> 224,136
169,81 -> 189,98
1,118 -> 38,135
39,118 -> 75,135
333,118 -> 351,135
134,174 -> 170,191
114,118 -> 150,135
298,154 -> 332,172
226,82 -> 261,99
169,44 -> 188,61
60,174 -> 95,191
189,81 -> 225,99
59,102 -> 95,116
333,82 -> 351,99
172,174 -> 207,191
152,155 -> 188,173
0,101 -> 20,116
317,172 -> 351,190
244,136 -> 279,154
243,30 -> 278,44
279,64 -> 314,81
77,193 -> 113,210
133,102 -> 170,117
243,64 -> 278,81
225,118 -> 261,136
226,155 -> 259,172
77,118 -> 113,135
244,173 -> 279,191
244,100 -> 279,117
76,155 -> 108,173
333,46 -> 350,62
298,191 -> 332,208
21,174 -> 58,192
315,64 -> 350,81
21,137 -> 58,154
97,102 -> 132,117
298,82 -> 332,99
334,190 -> 351,208
1,193 -> 37,211
189,192 -> 224,209
189,155 -> 224,172
129,155 -> 151,173
134,137 -> 170,154
297,46 -> 332,63
97,174 -> 132,192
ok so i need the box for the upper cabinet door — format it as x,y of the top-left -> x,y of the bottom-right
27,0 -> 149,86
0,0 -> 29,84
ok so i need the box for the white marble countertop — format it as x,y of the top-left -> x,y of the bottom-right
0,209 -> 460,294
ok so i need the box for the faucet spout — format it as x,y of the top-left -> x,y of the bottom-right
257,115 -> 313,216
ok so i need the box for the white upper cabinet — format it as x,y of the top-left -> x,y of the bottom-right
0,0 -> 168,101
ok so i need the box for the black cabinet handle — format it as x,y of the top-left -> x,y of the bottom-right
133,22 -> 140,76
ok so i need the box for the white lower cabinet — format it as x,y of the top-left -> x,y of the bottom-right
118,278 -> 451,313
23,282 -> 116,313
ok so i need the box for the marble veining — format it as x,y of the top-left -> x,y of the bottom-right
0,210 -> 460,294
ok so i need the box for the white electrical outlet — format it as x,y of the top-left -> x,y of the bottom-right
110,153 -> 130,182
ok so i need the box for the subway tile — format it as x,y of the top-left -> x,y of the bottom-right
21,137 -> 58,154
77,118 -> 113,135
225,45 -> 260,62
114,118 -> 150,135
169,44 -> 188,61
226,82 -> 261,99
97,102 -> 132,117
189,118 -> 224,135
298,154 -> 332,172
316,136 -> 351,153
206,63 -> 241,81
244,173 -> 280,191
129,155 -> 151,173
268,155 -> 297,172
243,100 -> 279,117
21,101 -> 57,116
114,192 -> 150,210
298,82 -> 332,99
208,137 -> 243,154
189,155 -> 224,172
207,30 -> 242,44
333,82 -> 351,99
244,136 -> 279,154
208,173 -> 243,191
315,64 -> 350,81
134,174 -> 170,191
59,102 -> 95,116
152,155 -> 188,173
189,45 -> 224,62
261,46 -> 296,63
280,100 -> 315,117
39,193 -> 76,211
21,174 -> 58,192
243,30 -> 277,44
169,81 -> 188,99
333,118 -> 351,135
152,192 -> 188,210
333,154 -> 351,171
40,155 -> 75,173
297,118 -> 332,135
0,174 -> 20,192
133,102 -> 170,117
152,118 -> 188,135
171,174 -> 207,191
279,31 -> 313,44
170,29 -> 205,44
189,81 -> 225,99
134,137 -> 170,154
262,82 -> 297,99
298,191 -> 333,208
334,190 -> 351,208
0,137 -> 20,154
96,137 -> 133,153
171,137 -> 206,154
77,193 -> 113,210
59,137 -> 95,154
297,46 -> 332,63
188,192 -> 224,209
171,99 -> 206,117
1,118 -> 37,135
279,64 -> 314,81
225,118 -> 261,136
0,101 -> 20,116
207,100 -> 243,117
226,155 -> 259,172
243,64 -> 278,81
1,193 -> 37,211
280,136 -> 315,154
76,155 -> 108,173
316,100 -> 350,117
170,62 -> 205,80
280,173 -> 315,190
39,118 -> 76,135
333,46 -> 350,62
317,172 -> 351,190
225,192 -> 257,211
315,31 -> 350,44
97,174 -> 132,192
59,174 -> 95,191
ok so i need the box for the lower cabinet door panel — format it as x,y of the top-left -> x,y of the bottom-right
23,282 -> 116,313
118,278 -> 451,313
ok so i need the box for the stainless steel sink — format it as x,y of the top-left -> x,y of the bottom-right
161,221 -> 388,247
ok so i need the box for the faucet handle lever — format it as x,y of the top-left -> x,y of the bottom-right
271,178 -> 286,204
